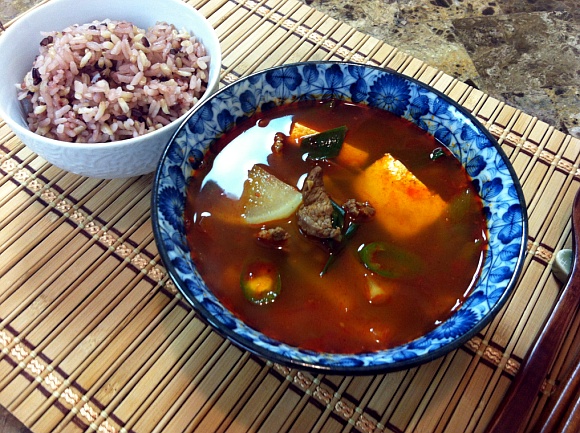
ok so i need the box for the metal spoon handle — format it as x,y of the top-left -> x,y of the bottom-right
485,189 -> 580,433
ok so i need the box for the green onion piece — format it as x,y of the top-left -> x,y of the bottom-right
301,125 -> 348,160
240,260 -> 281,305
358,241 -> 422,278
320,200 -> 361,276
321,222 -> 360,276
330,199 -> 345,229
430,147 -> 446,161
318,200 -> 346,254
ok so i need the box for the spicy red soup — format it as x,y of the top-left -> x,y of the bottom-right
185,100 -> 487,354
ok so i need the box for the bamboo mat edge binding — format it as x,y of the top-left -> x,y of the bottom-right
1,0 -> 580,432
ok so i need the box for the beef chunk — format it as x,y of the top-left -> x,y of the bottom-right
342,198 -> 375,222
297,166 -> 342,240
257,227 -> 290,245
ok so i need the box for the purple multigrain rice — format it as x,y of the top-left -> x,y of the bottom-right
18,19 -> 210,143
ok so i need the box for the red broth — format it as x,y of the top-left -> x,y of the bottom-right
185,100 -> 488,354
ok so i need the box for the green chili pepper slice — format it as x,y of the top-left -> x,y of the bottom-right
358,241 -> 422,278
301,125 -> 348,160
447,190 -> 473,223
240,260 -> 281,305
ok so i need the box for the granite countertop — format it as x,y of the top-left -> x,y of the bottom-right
297,0 -> 580,138
2,0 -> 579,138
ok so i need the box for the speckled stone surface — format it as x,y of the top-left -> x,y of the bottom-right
1,0 -> 579,138
0,0 -> 39,23
298,0 -> 580,138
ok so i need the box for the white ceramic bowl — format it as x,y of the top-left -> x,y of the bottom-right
0,0 -> 221,178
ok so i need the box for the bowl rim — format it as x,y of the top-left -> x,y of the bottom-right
0,0 -> 222,151
152,60 -> 529,374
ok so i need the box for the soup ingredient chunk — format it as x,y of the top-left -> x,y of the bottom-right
257,227 -> 290,247
241,165 -> 303,224
240,260 -> 281,305
342,198 -> 376,222
364,275 -> 396,304
354,153 -> 446,239
297,166 -> 342,240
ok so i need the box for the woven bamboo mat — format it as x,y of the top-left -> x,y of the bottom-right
1,0 -> 580,432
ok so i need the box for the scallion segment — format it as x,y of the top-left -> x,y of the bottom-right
320,199 -> 359,276
321,222 -> 360,276
430,147 -> 446,161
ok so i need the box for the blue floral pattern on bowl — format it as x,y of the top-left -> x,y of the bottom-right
152,62 -> 528,374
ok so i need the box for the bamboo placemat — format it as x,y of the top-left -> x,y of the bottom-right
1,0 -> 580,432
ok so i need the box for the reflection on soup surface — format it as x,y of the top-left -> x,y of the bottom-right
185,100 -> 488,354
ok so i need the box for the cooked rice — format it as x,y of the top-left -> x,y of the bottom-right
18,19 -> 210,142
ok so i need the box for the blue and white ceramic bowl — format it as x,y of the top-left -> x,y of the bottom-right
152,62 -> 528,374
